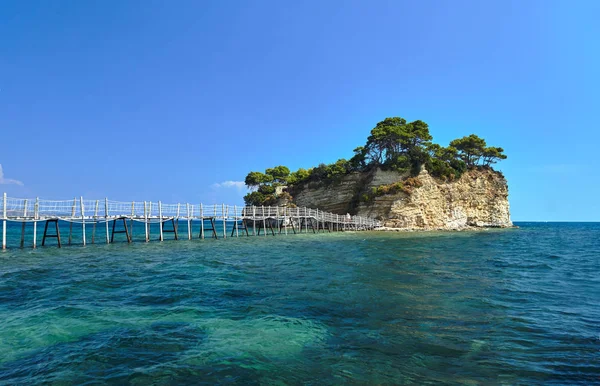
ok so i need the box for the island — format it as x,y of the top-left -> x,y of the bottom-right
243,116 -> 512,230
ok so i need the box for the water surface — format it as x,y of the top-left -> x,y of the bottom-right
0,223 -> 598,384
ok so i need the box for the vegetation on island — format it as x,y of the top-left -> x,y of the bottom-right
244,116 -> 506,206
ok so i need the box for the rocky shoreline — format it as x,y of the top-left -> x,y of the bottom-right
373,224 -> 518,232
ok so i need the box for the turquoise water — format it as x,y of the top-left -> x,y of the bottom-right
0,223 -> 598,384
0,219 -> 258,248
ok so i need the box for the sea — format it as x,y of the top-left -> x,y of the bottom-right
0,222 -> 598,385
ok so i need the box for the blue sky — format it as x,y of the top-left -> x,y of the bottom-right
1,1 -> 598,221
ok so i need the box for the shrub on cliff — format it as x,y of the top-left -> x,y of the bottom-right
360,177 -> 424,203
287,168 -> 310,185
425,144 -> 467,180
299,159 -> 353,185
258,185 -> 276,195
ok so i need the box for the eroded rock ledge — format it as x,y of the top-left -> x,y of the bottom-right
290,167 -> 512,231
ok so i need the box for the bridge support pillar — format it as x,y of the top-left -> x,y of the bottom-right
111,217 -> 131,243
199,217 -> 218,239
162,218 -> 179,240
42,219 -> 61,248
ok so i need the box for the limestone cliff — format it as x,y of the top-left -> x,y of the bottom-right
289,168 -> 512,230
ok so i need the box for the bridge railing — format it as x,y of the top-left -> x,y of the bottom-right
1,194 -> 382,228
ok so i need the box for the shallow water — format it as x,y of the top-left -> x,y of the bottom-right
0,223 -> 599,384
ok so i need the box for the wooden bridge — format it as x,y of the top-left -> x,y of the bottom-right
1,193 -> 381,249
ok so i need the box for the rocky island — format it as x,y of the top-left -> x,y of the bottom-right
244,116 -> 512,231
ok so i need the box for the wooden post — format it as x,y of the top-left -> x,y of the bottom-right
92,200 -> 99,244
69,197 -> 76,245
176,203 -> 181,239
222,204 -> 226,239
234,205 -> 239,237
187,203 -> 191,240
253,206 -> 256,236
42,219 -> 61,247
262,205 -> 266,236
304,208 -> 307,233
305,209 -> 308,232
20,199 -> 28,248
149,201 -> 153,241
212,204 -> 218,238
200,203 -> 204,239
275,206 -> 278,235
2,193 -> 6,250
144,201 -> 149,242
130,201 -> 134,240
81,196 -> 86,246
33,198 -> 38,249
105,198 -> 110,244
158,201 -> 163,241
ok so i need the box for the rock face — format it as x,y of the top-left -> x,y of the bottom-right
291,168 -> 512,230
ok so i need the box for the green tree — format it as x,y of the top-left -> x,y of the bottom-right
243,191 -> 266,206
449,134 -> 487,167
428,144 -> 458,162
326,159 -> 350,179
426,144 -> 466,180
244,171 -> 273,188
265,165 -> 290,184
309,163 -> 329,182
481,147 -> 507,166
244,116 -> 507,198
258,185 -> 276,195
349,146 -> 367,170
407,145 -> 430,175
364,117 -> 433,168
405,120 -> 433,149
288,168 -> 310,185
365,117 -> 407,164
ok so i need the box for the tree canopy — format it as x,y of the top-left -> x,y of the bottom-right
243,116 -> 507,205
450,134 -> 507,167
264,166 -> 290,184
244,171 -> 273,187
364,118 -> 433,167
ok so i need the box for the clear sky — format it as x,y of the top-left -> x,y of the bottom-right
1,1 -> 598,221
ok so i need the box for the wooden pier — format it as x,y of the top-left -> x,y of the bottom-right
1,193 -> 381,249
